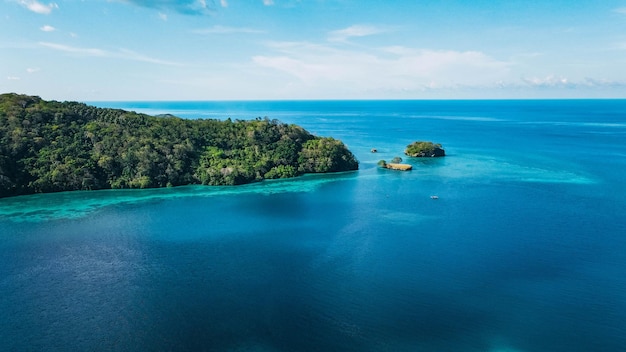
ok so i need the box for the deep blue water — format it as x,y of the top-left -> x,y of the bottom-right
1,100 -> 626,351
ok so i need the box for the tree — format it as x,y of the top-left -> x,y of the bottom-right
405,141 -> 445,157
0,94 -> 359,197
297,138 -> 358,174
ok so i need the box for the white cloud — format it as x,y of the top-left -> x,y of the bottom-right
121,0 -> 213,15
39,42 -> 107,57
18,0 -> 58,15
522,75 -> 571,87
520,75 -> 626,89
117,48 -> 182,66
263,0 -> 274,5
27,67 -> 40,73
192,25 -> 265,34
611,40 -> 626,50
328,25 -> 386,42
39,42 -> 182,66
613,7 -> 626,15
7,76 -> 21,80
40,25 -> 56,32
158,12 -> 168,21
251,41 -> 626,97
253,42 -> 511,92
220,0 -> 228,7
581,77 -> 626,87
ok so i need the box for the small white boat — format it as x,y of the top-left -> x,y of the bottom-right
430,195 -> 439,199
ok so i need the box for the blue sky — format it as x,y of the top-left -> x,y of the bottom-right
2,0 -> 626,100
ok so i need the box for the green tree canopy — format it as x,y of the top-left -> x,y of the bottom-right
405,141 -> 445,157
0,94 -> 359,197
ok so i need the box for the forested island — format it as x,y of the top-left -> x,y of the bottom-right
405,141 -> 445,157
376,141 -> 446,172
377,157 -> 412,171
0,93 -> 358,198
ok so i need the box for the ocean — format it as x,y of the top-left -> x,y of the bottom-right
1,100 -> 625,351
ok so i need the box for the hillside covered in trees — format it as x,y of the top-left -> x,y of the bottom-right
0,93 -> 358,198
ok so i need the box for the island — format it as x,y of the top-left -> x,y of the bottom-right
377,141 -> 446,171
405,141 -> 445,157
0,93 -> 359,198
377,157 -> 413,171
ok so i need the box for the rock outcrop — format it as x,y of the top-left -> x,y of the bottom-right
385,163 -> 412,171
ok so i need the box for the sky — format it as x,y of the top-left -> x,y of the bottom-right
2,0 -> 626,101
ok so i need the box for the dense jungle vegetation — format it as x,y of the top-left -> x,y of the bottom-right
0,93 -> 358,198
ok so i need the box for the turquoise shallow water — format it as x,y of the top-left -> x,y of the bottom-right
1,100 -> 625,351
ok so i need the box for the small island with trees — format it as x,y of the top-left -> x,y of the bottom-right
377,141 -> 445,171
0,93 -> 359,198
405,141 -> 445,157
377,157 -> 412,171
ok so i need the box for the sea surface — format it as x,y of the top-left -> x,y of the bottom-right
1,100 -> 625,351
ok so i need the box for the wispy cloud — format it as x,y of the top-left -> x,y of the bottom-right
18,0 -> 58,15
40,25 -> 56,32
613,7 -> 626,15
39,42 -> 182,66
328,25 -> 387,42
522,75 -> 571,87
614,41 -> 626,50
117,48 -> 182,66
7,76 -> 21,81
253,40 -> 626,96
192,25 -> 265,34
158,12 -> 167,21
253,42 -> 511,92
27,67 -> 41,73
521,75 -> 626,89
120,0 -> 215,15
121,0 -> 292,15
582,77 -> 626,87
39,42 -> 107,56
